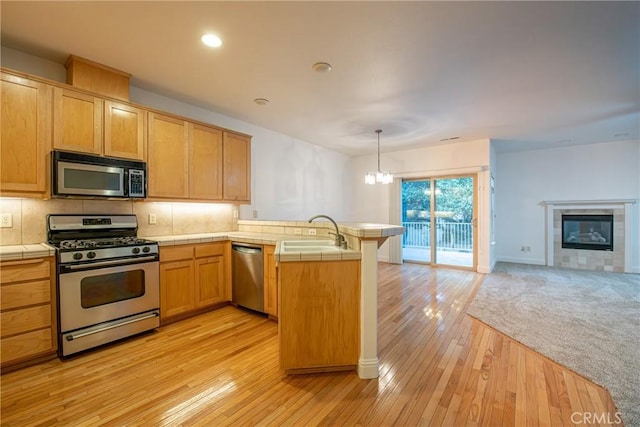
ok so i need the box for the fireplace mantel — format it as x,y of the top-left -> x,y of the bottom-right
542,199 -> 637,273
540,199 -> 637,208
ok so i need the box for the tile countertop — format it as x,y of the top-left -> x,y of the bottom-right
0,223 -> 403,262
0,243 -> 57,261
150,232 -> 362,262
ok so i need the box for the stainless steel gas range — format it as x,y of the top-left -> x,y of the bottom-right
47,214 -> 160,356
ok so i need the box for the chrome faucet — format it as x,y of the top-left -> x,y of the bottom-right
308,214 -> 347,249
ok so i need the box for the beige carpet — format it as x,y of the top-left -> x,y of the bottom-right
468,262 -> 640,427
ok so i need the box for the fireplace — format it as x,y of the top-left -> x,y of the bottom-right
562,214 -> 613,251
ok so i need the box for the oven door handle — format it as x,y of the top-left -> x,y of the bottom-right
65,256 -> 158,270
66,312 -> 159,341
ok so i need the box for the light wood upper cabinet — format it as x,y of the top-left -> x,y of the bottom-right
103,101 -> 146,160
0,73 -> 51,196
53,88 -> 146,161
223,132 -> 251,203
147,113 -> 190,198
190,124 -> 223,200
53,87 -> 103,155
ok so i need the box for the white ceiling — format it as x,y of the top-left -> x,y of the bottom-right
1,1 -> 638,156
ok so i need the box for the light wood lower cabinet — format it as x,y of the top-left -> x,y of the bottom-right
0,257 -> 57,369
159,242 -> 230,324
279,260 -> 360,372
263,245 -> 277,317
159,259 -> 195,319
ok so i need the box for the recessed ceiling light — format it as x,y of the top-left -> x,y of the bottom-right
312,62 -> 332,73
201,34 -> 222,48
253,98 -> 270,106
439,136 -> 460,142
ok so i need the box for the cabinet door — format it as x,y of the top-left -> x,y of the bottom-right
104,101 -> 146,160
0,257 -> 57,368
148,113 -> 189,198
53,87 -> 103,155
263,245 -> 277,317
190,124 -> 223,200
1,73 -> 51,194
223,132 -> 251,202
159,260 -> 195,319
195,256 -> 225,308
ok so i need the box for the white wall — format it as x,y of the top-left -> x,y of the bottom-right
1,46 -> 353,222
351,139 -> 493,272
495,140 -> 640,272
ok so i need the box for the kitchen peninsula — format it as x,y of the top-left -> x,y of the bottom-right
150,219 -> 404,379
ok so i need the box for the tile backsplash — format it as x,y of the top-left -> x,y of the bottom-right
0,198 -> 237,245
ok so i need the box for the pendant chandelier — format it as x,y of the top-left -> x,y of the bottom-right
364,129 -> 393,184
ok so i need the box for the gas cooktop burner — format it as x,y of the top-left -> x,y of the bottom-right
57,237 -> 156,250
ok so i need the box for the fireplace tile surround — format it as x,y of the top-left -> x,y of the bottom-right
544,200 -> 637,273
554,208 -> 623,272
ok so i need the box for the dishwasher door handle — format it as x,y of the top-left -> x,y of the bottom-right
233,246 -> 262,255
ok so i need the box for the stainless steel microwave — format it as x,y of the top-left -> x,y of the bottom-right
52,150 -> 147,199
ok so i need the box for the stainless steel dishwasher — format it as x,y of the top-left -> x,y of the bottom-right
231,243 -> 264,313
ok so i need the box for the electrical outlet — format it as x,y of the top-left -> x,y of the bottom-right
252,210 -> 258,219
233,209 -> 239,219
0,213 -> 12,228
148,214 -> 157,225
294,228 -> 302,235
526,246 -> 531,252
521,246 -> 525,252
308,228 -> 317,236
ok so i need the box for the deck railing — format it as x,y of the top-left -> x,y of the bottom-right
402,221 -> 473,252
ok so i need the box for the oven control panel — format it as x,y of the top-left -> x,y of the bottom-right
59,244 -> 159,264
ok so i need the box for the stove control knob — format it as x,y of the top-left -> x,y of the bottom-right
142,246 -> 151,253
87,251 -> 96,259
132,247 -> 141,254
73,252 -> 83,260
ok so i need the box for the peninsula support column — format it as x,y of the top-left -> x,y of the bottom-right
358,239 -> 379,379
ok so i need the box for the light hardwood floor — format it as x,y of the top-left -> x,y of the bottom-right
1,263 -> 620,426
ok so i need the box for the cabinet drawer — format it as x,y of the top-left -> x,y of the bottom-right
195,242 -> 225,258
0,259 -> 50,284
1,280 -> 51,310
160,245 -> 194,262
1,329 -> 54,363
1,305 -> 51,337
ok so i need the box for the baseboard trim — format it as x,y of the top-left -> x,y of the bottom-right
358,358 -> 379,379
496,256 -> 546,265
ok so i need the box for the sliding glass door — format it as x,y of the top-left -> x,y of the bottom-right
401,175 -> 476,268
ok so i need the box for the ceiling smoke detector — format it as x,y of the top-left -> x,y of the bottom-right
253,98 -> 270,106
312,62 -> 332,73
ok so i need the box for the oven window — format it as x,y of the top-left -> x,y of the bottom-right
80,270 -> 145,308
